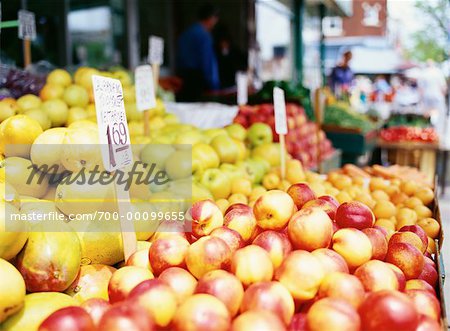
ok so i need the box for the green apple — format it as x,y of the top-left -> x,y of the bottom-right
192,143 -> 220,170
251,156 -> 271,172
225,123 -> 247,141
252,143 -> 283,167
63,84 -> 89,108
210,134 -> 240,164
174,130 -> 205,147
203,128 -> 228,142
237,159 -> 266,184
200,168 -> 231,200
220,163 -> 248,181
140,143 -> 175,169
192,182 -> 214,202
247,123 -> 273,147
165,149 -> 192,180
42,99 -> 69,127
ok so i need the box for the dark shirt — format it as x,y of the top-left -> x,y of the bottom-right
329,65 -> 353,92
176,23 -> 220,90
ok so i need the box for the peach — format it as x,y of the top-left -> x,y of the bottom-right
405,279 -> 435,295
223,205 -> 257,242
414,205 -> 432,219
418,257 -> 438,287
362,228 -> 388,260
210,227 -> 244,254
275,250 -> 325,302
332,229 -> 372,270
372,200 -> 396,219
287,208 -> 333,251
318,272 -> 365,308
405,289 -> 440,321
385,263 -> 406,291
396,207 -> 418,224
389,231 -> 426,253
311,248 -> 349,274
252,230 -> 292,269
417,218 -> 440,239
416,315 -> 441,331
354,260 -> 399,292
306,298 -> 360,331
253,190 -> 296,230
230,309 -> 286,331
287,183 -> 316,209
335,201 -> 375,230
240,281 -> 294,325
126,249 -> 152,272
195,270 -> 244,317
385,242 -> 424,279
108,266 -> 154,303
302,198 -> 337,220
399,225 -> 428,252
185,236 -> 231,279
187,200 -> 223,238
158,267 -> 197,304
172,294 -> 230,331
149,235 -> 190,275
128,279 -> 177,327
414,187 -> 434,205
358,290 -> 419,331
231,245 -> 273,287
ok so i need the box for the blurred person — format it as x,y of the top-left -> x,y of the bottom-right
176,4 -> 220,101
214,25 -> 246,89
393,76 -> 420,112
329,50 -> 354,95
418,60 -> 448,136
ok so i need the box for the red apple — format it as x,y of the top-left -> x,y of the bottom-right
302,198 -> 337,220
187,200 -> 223,238
318,272 -> 365,308
158,267 -> 197,304
335,201 -> 375,230
287,183 -> 316,209
362,228 -> 388,260
385,242 -> 424,279
306,298 -> 361,331
332,228 -> 372,270
149,235 -> 190,275
253,190 -> 296,230
231,245 -> 274,287
128,279 -> 177,327
354,260 -> 399,292
240,281 -> 295,325
80,298 -> 110,326
152,220 -> 189,241
185,236 -> 231,279
318,195 -> 339,209
108,266 -> 153,303
399,225 -> 428,253
418,256 -> 438,287
287,208 -> 333,251
358,290 -> 419,331
389,232 -> 426,254
126,249 -> 152,272
252,230 -> 292,269
195,269 -> 244,317
385,263 -> 406,291
416,315 -> 442,331
230,309 -> 286,331
38,306 -> 96,331
405,279 -> 436,295
98,302 -> 155,331
223,205 -> 257,242
288,313 -> 307,331
224,203 -> 250,215
172,294 -> 230,331
210,227 -> 244,254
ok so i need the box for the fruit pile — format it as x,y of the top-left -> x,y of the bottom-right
0,67 -> 46,99
234,103 -> 334,168
1,163 -> 443,330
380,126 -> 439,143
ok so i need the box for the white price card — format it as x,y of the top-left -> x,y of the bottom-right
273,87 -> 287,135
92,75 -> 133,172
18,10 -> 36,41
236,71 -> 248,106
135,65 -> 156,112
148,35 -> 164,65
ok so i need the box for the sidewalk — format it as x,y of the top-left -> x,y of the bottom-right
438,189 -> 450,320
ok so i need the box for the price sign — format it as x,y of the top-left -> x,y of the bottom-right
18,10 -> 36,41
135,65 -> 156,112
148,35 -> 164,65
273,87 -> 287,135
92,75 -> 133,172
236,71 -> 248,106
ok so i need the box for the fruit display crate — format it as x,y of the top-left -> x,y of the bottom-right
322,126 -> 378,166
310,149 -> 342,174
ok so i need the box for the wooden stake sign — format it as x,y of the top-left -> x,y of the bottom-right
314,88 -> 326,173
135,65 -> 156,136
236,71 -> 248,106
273,87 -> 288,179
92,75 -> 137,261
18,10 -> 36,67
